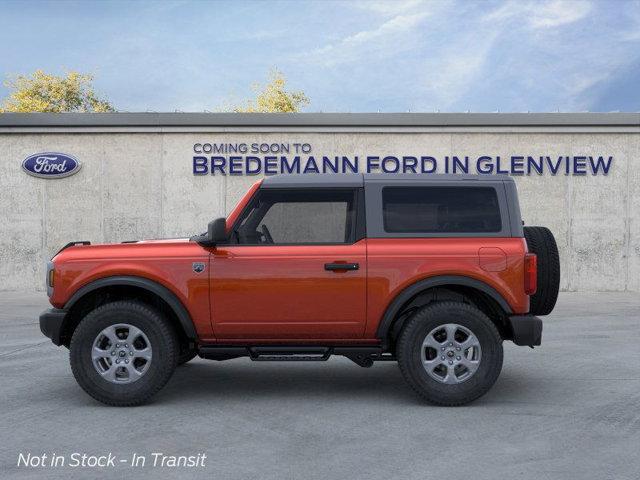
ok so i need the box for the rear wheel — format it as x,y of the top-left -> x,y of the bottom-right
397,302 -> 503,406
70,301 -> 178,406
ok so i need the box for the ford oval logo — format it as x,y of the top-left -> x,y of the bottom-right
22,152 -> 81,179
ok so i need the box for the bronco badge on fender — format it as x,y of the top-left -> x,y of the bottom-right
192,262 -> 205,273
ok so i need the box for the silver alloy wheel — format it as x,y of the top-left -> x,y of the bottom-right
91,324 -> 152,384
421,323 -> 482,384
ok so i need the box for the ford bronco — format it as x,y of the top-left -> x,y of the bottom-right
40,174 -> 560,406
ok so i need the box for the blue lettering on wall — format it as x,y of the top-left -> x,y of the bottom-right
191,143 -> 614,176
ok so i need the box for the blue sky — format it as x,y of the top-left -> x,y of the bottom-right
1,0 -> 639,112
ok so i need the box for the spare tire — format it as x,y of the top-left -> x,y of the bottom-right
523,226 -> 560,315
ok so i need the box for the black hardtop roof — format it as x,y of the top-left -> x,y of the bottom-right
261,173 -> 513,188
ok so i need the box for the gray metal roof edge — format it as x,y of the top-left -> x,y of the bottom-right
262,173 -> 364,188
0,112 -> 639,127
261,172 -> 513,188
362,173 -> 513,182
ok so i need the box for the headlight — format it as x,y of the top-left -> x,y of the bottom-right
46,261 -> 55,296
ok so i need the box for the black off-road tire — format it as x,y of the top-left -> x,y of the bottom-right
524,226 -> 560,316
397,302 -> 503,406
70,301 -> 178,407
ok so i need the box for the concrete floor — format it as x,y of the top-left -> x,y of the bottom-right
0,291 -> 638,480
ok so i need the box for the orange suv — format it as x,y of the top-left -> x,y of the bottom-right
40,174 -> 560,406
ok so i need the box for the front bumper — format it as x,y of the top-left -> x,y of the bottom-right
39,308 -> 67,346
508,315 -> 542,347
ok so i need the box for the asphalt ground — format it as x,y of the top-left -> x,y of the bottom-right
0,291 -> 639,480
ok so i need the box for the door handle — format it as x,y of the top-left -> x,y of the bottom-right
324,262 -> 359,271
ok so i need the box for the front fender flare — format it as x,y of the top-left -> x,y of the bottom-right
65,275 -> 197,340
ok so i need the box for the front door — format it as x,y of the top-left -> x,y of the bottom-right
210,187 -> 367,340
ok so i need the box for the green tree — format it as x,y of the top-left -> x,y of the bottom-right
1,70 -> 114,113
233,69 -> 309,113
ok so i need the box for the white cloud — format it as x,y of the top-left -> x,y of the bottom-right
530,0 -> 592,28
301,11 -> 430,66
337,12 -> 427,45
483,1 -> 525,23
618,0 -> 640,41
484,0 -> 592,29
474,0 -> 640,111
419,29 -> 500,109
290,0 -> 632,112
352,0 -> 430,16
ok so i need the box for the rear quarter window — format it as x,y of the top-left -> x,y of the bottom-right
382,186 -> 502,233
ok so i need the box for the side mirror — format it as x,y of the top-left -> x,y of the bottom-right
209,217 -> 227,244
192,217 -> 227,247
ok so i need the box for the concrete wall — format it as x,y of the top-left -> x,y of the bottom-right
1,129 -> 638,292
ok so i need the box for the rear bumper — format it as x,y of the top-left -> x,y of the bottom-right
508,315 -> 542,347
39,308 -> 67,346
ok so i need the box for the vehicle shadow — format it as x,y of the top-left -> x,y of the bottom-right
154,358 -> 543,407
29,354 -> 547,409
160,359 -> 414,404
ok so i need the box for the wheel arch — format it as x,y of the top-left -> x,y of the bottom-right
60,276 -> 197,347
376,275 -> 513,348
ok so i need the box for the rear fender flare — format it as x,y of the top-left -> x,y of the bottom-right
375,275 -> 513,340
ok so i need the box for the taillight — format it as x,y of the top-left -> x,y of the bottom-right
46,261 -> 55,297
524,253 -> 537,295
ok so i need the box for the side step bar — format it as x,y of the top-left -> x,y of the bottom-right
250,346 -> 331,362
198,345 -> 396,368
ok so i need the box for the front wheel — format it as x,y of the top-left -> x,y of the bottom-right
397,302 -> 503,406
70,301 -> 178,406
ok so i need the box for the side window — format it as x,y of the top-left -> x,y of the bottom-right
234,189 -> 357,245
382,186 -> 502,233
